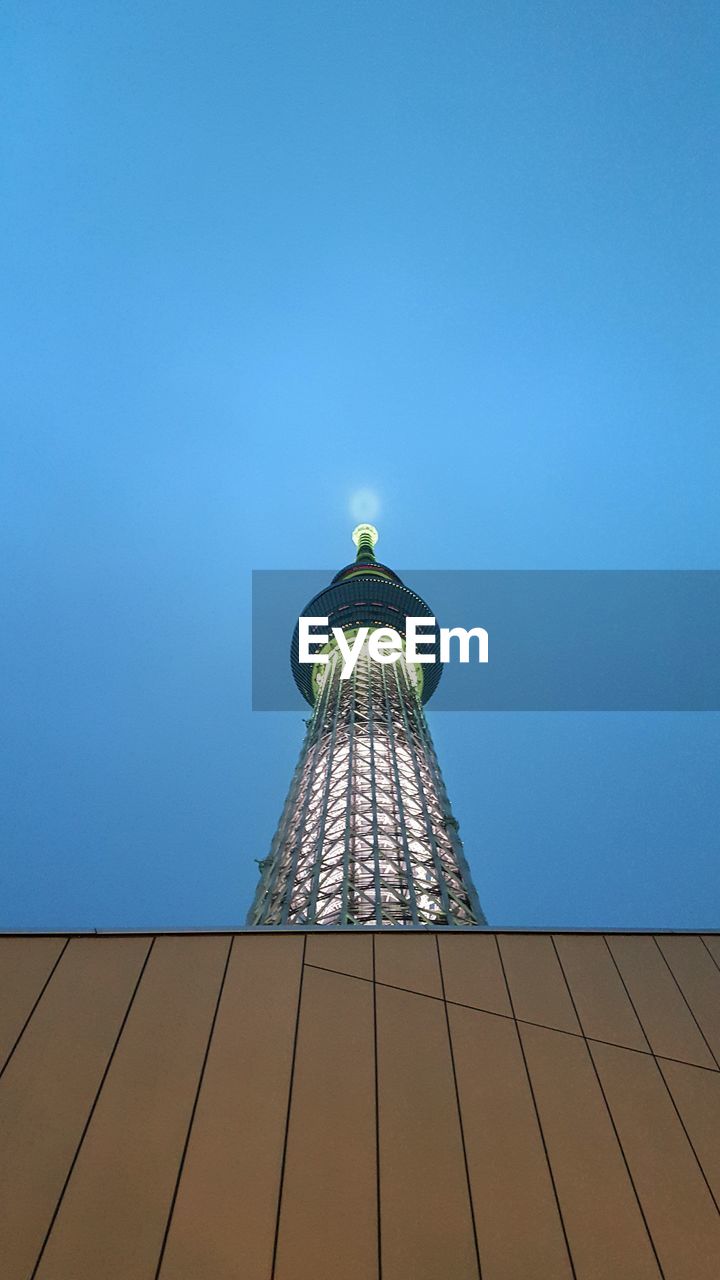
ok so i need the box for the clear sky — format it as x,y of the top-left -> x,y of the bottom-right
2,1 -> 718,929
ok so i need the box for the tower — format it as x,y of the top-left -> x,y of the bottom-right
249,525 -> 485,927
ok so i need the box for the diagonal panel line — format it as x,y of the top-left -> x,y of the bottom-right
435,935 -> 483,1279
271,934 -> 307,1278
0,937 -> 70,1080
652,936 -> 720,1070
495,936 -> 578,1280
603,934 -> 663,1058
653,1057 -> 720,1217
30,936 -> 156,1279
552,937 -> 665,1279
154,934 -> 235,1279
372,936 -> 382,1280
303,961 -> 720,1071
700,936 -> 720,976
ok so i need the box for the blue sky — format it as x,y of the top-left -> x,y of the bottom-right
2,1 -> 718,928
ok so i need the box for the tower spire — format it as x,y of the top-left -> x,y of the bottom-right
351,522 -> 379,563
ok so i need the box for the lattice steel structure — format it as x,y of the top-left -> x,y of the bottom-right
248,526 -> 485,927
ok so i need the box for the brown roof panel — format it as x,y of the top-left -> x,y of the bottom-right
305,929 -> 373,981
591,1039 -> 720,1280
438,932 -> 512,1016
607,935 -> 716,1069
376,982 -> 478,1280
0,936 -> 67,1071
499,934 -> 581,1034
0,930 -> 717,1279
0,936 -> 150,1280
374,931 -> 443,998
152,934 -> 303,1280
553,933 -> 649,1052
449,1003 -> 573,1279
658,1058 -> 720,1208
655,934 -> 720,1066
520,1021 -> 661,1280
275,965 -> 377,1280
34,935 -> 228,1280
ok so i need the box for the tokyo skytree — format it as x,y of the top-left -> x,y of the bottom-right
248,525 -> 485,927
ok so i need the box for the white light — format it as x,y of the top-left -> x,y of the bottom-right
349,487 -> 380,522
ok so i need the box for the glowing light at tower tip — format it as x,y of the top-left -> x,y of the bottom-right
352,523 -> 379,551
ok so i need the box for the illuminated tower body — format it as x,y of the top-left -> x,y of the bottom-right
249,527 -> 485,927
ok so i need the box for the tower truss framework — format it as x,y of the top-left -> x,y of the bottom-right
249,642 -> 484,927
